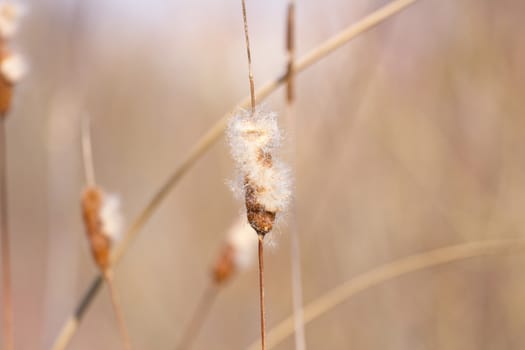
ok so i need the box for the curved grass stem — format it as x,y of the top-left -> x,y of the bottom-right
245,239 -> 525,350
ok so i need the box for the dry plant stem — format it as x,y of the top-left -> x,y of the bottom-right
295,0 -> 418,70
81,115 -> 96,186
50,0 -> 423,347
245,239 -> 525,350
285,3 -> 306,350
289,223 -> 305,350
0,120 -> 14,350
286,2 -> 295,103
175,284 -> 218,350
240,1 -> 266,347
103,270 -> 132,350
258,236 -> 266,350
241,0 -> 256,112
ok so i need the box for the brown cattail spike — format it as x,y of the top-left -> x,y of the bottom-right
245,181 -> 276,236
0,48 -> 13,117
244,150 -> 277,236
211,244 -> 236,284
81,186 -> 111,271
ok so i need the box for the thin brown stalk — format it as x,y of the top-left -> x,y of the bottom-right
50,0 -> 423,347
0,119 -> 14,350
284,3 -> 306,350
175,284 -> 218,350
80,119 -> 132,350
258,235 -> 266,350
286,2 -> 296,104
241,0 -> 256,112
239,2 -> 266,348
288,221 -> 305,350
103,270 -> 132,350
245,239 -> 525,350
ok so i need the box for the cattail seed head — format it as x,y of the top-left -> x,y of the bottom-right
81,186 -> 123,271
1,52 -> 26,84
0,0 -> 27,118
212,244 -> 235,284
100,193 -> 124,243
211,216 -> 258,284
0,1 -> 24,39
0,48 -> 13,115
227,107 -> 291,236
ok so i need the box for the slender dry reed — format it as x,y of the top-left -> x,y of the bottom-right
239,1 -> 268,348
175,216 -> 258,350
0,118 -> 13,350
81,116 -> 95,187
257,235 -> 266,350
285,2 -> 295,104
103,270 -> 132,350
51,1 -> 422,347
80,118 -> 132,350
0,4 -> 26,348
284,3 -> 306,350
241,0 -> 256,113
245,239 -> 525,350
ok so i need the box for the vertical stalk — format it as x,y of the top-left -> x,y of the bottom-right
258,235 -> 266,350
240,2 -> 266,349
285,3 -> 306,350
103,270 -> 132,350
81,115 -> 96,187
241,0 -> 256,113
1,119 -> 14,350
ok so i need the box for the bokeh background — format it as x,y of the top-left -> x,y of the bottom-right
3,0 -> 525,348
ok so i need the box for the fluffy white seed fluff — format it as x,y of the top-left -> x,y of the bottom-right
227,107 -> 292,213
227,216 -> 258,270
0,2 -> 24,39
1,53 -> 26,83
100,193 -> 124,243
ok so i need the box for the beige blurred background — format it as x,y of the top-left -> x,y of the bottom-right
3,0 -> 525,349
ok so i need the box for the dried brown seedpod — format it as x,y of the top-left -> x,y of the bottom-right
211,217 -> 258,284
81,186 -> 111,271
227,108 -> 291,238
0,48 -> 12,116
245,181 -> 276,236
211,244 -> 235,284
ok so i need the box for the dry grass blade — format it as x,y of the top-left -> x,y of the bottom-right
50,0 -> 423,347
244,239 -> 525,350
295,0 -> 418,70
1,120 -> 14,350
